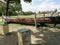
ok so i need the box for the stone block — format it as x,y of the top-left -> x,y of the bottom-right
17,28 -> 31,45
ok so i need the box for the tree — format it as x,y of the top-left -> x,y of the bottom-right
0,1 -> 6,16
4,0 -> 32,16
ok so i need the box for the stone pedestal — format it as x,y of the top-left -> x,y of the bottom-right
17,28 -> 31,45
3,24 -> 9,35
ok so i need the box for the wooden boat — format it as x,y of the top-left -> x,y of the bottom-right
3,16 -> 60,25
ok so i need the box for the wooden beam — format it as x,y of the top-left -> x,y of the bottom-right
34,13 -> 37,28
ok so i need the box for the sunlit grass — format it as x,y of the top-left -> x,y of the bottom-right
10,15 -> 44,19
0,21 -> 3,25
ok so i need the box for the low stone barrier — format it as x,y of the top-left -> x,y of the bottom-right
17,28 -> 31,45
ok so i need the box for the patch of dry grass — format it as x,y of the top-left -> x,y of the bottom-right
10,15 -> 44,19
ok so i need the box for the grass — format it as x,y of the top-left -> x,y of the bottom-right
0,21 -> 4,25
10,15 -> 44,19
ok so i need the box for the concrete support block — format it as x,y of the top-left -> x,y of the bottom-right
17,28 -> 31,45
2,24 -> 9,35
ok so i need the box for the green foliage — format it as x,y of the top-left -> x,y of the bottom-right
24,0 -> 32,3
0,0 -> 32,16
5,0 -> 21,3
9,11 -> 17,16
0,22 -> 3,25
0,9 -> 2,16
22,11 -> 34,15
0,1 -> 6,16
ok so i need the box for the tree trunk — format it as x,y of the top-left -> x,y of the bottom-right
5,0 -> 9,24
6,0 -> 9,17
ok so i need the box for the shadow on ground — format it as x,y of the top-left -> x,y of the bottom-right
0,27 -> 60,45
31,27 -> 60,45
0,32 -> 18,45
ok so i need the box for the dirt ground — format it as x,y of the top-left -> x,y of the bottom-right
0,24 -> 60,45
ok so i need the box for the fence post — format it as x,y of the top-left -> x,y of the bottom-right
34,13 -> 37,28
